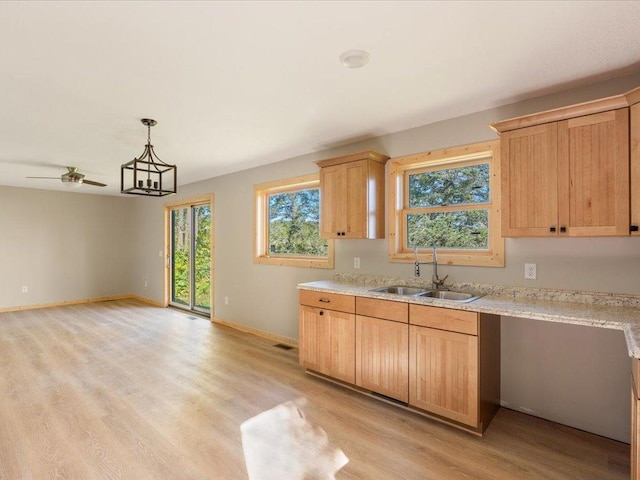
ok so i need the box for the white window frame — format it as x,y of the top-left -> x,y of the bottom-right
254,173 -> 334,269
388,140 -> 504,267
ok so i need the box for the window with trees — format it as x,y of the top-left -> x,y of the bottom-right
388,140 -> 504,267
254,174 -> 334,268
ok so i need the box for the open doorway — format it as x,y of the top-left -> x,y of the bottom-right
165,195 -> 214,316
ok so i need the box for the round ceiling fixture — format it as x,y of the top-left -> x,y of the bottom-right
339,50 -> 370,69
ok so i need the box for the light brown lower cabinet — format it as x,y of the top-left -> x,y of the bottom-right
409,324 -> 479,427
298,291 -> 500,434
409,304 -> 500,432
299,291 -> 356,384
356,315 -> 409,403
632,359 -> 640,479
299,305 -> 355,383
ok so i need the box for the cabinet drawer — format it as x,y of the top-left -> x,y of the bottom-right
410,304 -> 478,336
356,297 -> 408,323
299,290 -> 355,313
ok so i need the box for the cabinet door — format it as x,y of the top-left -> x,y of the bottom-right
329,309 -> 356,383
501,123 -> 558,236
409,325 -> 478,427
344,160 -> 367,238
633,378 -> 640,480
632,103 -> 640,236
299,305 -> 331,375
558,109 -> 629,236
298,305 -> 355,383
320,161 -> 368,239
632,359 -> 640,479
356,315 -> 409,402
320,163 -> 346,238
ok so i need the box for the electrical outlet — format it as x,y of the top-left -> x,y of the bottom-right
224,296 -> 229,305
353,257 -> 360,269
144,280 -> 148,287
524,263 -> 537,280
21,285 -> 28,293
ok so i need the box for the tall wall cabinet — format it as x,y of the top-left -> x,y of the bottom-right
315,151 -> 389,239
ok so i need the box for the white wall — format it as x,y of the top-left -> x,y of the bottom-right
0,186 -> 133,308
3,72 -> 640,443
128,71 -> 640,442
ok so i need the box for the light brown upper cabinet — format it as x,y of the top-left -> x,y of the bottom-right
492,93 -> 635,237
499,123 -> 559,237
315,151 -> 389,239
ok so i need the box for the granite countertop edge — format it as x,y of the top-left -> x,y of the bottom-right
297,278 -> 640,359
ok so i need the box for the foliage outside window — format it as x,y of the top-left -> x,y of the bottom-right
164,194 -> 214,310
388,141 -> 504,267
254,174 -> 334,268
171,204 -> 211,310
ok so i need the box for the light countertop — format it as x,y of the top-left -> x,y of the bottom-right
298,274 -> 640,358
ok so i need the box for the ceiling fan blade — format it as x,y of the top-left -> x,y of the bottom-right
82,179 -> 107,187
26,176 -> 59,179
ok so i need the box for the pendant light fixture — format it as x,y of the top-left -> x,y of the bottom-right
121,118 -> 177,197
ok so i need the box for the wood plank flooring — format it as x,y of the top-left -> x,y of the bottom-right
0,299 -> 629,479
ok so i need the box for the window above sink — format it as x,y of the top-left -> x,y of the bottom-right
387,140 -> 504,268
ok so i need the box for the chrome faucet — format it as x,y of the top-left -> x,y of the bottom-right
414,245 -> 449,290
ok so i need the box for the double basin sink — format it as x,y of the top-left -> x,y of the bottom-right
369,285 -> 484,303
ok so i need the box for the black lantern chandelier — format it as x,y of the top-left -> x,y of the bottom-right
121,118 -> 177,197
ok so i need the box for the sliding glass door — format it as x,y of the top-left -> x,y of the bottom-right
170,203 -> 211,314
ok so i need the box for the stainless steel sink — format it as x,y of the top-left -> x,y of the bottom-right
369,285 -> 428,296
369,286 -> 484,303
418,290 -> 484,303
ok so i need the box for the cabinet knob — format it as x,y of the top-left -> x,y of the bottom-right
560,226 -> 566,233
319,310 -> 324,316
632,225 -> 639,233
550,226 -> 556,233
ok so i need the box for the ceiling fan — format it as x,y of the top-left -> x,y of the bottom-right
27,166 -> 106,187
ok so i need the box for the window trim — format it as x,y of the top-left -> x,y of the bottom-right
388,140 -> 504,267
254,173 -> 334,269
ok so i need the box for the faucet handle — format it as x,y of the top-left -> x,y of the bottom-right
433,275 -> 449,289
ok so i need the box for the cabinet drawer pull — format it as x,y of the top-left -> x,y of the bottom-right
319,298 -> 331,303
631,225 -> 639,232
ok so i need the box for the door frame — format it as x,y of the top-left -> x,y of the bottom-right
164,194 -> 215,317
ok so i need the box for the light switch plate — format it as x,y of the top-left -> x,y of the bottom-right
353,257 -> 360,269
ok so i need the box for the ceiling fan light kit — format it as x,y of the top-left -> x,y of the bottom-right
62,176 -> 83,188
121,118 -> 177,197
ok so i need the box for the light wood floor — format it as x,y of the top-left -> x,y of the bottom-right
0,299 -> 629,479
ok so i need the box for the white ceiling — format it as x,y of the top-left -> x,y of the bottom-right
1,1 -> 640,195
